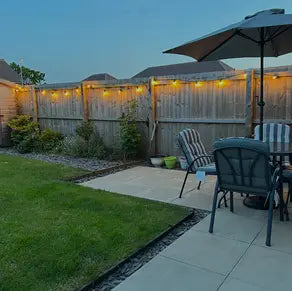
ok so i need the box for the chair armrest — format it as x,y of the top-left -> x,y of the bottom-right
189,155 -> 214,168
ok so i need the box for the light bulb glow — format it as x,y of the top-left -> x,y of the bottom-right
41,90 -> 46,95
103,90 -> 109,96
218,80 -> 225,87
194,81 -> 202,87
136,86 -> 143,93
172,80 -> 177,86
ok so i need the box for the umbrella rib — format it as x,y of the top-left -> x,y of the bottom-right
198,32 -> 237,61
266,25 -> 292,42
267,27 -> 279,56
236,31 -> 259,44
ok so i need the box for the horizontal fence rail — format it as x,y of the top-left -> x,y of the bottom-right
16,66 -> 292,156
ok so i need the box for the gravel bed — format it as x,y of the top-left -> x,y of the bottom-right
89,209 -> 209,291
0,148 -> 124,172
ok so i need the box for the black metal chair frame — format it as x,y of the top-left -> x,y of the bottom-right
209,145 -> 280,247
178,154 -> 222,198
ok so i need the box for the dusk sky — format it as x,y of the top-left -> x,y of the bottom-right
2,0 -> 292,83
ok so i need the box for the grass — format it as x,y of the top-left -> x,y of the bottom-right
0,154 -> 188,290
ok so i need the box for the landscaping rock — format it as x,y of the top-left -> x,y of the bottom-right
0,148 -> 123,171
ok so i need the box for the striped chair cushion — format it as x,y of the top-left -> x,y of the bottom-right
254,123 -> 290,142
178,129 -> 213,172
254,123 -> 291,164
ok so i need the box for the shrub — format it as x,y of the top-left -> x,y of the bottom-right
7,115 -> 39,153
36,129 -> 63,152
75,121 -> 94,141
119,100 -> 141,160
62,121 -> 106,159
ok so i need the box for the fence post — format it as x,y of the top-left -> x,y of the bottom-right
148,77 -> 157,156
245,69 -> 255,137
30,85 -> 38,122
81,83 -> 89,121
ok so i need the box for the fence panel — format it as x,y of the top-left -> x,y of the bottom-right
15,66 -> 292,156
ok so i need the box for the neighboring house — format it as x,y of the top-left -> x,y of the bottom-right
82,73 -> 116,81
0,79 -> 18,146
132,61 -> 234,78
0,59 -> 21,83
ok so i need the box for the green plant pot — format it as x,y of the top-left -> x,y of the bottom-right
164,156 -> 177,169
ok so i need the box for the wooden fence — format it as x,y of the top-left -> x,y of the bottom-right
16,66 -> 292,156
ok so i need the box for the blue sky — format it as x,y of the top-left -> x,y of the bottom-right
2,0 -> 292,82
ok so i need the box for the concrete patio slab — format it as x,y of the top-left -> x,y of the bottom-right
218,277 -> 273,291
231,245 -> 292,291
160,230 -> 249,275
81,165 -> 292,291
114,255 -> 225,291
193,211 -> 265,243
253,220 -> 292,253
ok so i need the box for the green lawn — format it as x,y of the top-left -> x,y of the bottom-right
0,154 -> 188,290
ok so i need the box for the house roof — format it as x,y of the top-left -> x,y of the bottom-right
0,59 -> 21,83
132,61 -> 234,78
83,73 -> 117,81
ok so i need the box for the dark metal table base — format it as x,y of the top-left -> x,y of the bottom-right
243,196 -> 270,210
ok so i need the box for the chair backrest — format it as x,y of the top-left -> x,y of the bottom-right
213,138 -> 272,195
254,123 -> 290,143
178,129 -> 212,171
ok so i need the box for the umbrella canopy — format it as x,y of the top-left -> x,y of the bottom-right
164,9 -> 292,140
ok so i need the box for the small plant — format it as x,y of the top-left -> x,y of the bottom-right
119,100 -> 141,160
7,115 -> 39,153
62,121 -> 106,159
36,128 -> 63,152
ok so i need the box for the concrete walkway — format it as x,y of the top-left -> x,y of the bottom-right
81,166 -> 292,291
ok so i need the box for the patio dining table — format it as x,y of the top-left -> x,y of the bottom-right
243,142 -> 292,220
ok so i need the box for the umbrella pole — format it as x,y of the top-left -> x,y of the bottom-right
259,28 -> 265,141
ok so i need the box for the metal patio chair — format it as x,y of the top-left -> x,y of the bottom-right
209,138 -> 280,246
177,129 -> 216,198
255,123 -> 292,209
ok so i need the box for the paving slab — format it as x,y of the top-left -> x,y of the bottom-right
231,245 -> 292,291
218,277 -> 274,291
160,230 -> 249,275
114,255 -> 225,291
253,220 -> 292,253
193,211 -> 264,243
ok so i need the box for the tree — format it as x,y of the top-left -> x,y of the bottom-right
10,62 -> 45,85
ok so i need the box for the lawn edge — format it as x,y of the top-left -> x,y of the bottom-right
77,208 -> 194,291
63,160 -> 144,182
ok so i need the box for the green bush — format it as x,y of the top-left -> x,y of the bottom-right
36,129 -> 63,152
119,101 -> 141,160
8,115 -> 63,154
7,115 -> 39,153
62,122 -> 106,159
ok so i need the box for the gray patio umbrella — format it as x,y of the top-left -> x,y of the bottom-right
164,9 -> 292,140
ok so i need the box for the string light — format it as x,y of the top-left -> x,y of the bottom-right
64,90 -> 69,96
103,89 -> 109,96
194,81 -> 202,87
152,79 -> 158,85
75,88 -> 80,95
41,90 -> 46,95
87,85 -> 91,89
218,80 -> 225,87
243,73 -> 247,78
136,86 -> 143,93
272,75 -> 279,79
172,80 -> 177,86
118,88 -> 123,94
